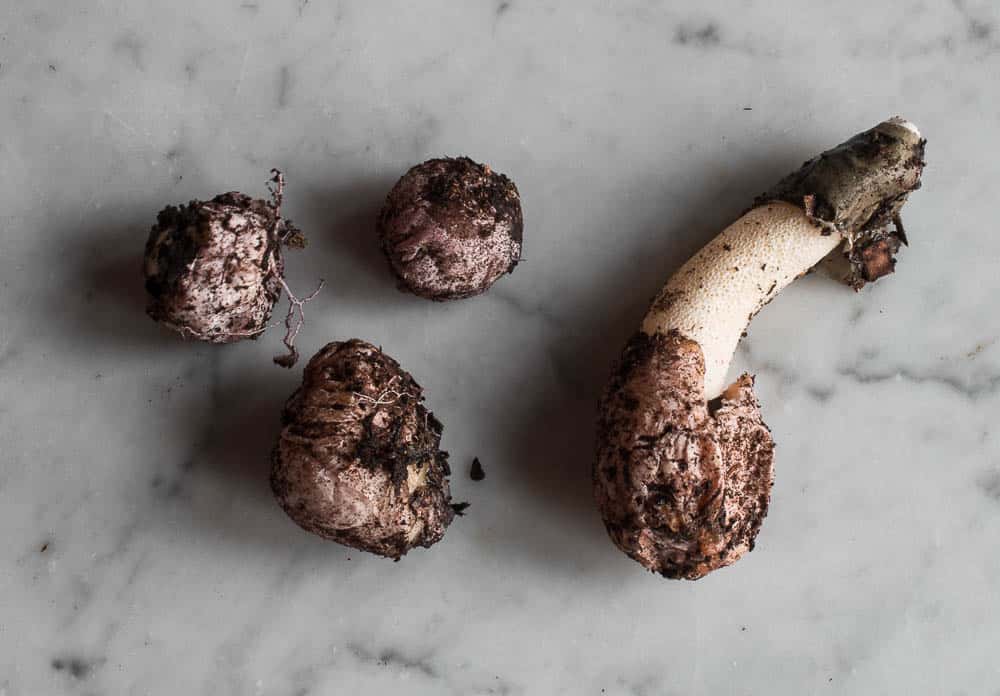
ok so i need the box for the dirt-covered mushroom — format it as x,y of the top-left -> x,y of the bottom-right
271,339 -> 456,558
595,118 -> 926,579
143,170 -> 319,367
377,156 -> 522,300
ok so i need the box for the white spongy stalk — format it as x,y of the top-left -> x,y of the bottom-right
642,201 -> 843,399
886,116 -> 921,137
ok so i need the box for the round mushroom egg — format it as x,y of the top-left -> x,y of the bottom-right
377,156 -> 523,301
270,339 -> 456,558
143,192 -> 289,343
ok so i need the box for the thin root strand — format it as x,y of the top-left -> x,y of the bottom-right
267,168 -> 319,367
353,376 -> 412,406
273,277 -> 325,368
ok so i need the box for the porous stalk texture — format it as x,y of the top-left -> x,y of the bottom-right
645,117 -> 926,398
643,201 -> 837,399
377,157 -> 522,300
271,340 -> 454,559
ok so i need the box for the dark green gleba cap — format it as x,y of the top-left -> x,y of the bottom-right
757,117 -> 927,288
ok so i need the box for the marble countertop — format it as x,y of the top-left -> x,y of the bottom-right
3,1 -> 999,694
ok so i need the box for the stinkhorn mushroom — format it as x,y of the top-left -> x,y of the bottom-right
595,118 -> 926,579
377,157 -> 523,300
271,339 -> 456,558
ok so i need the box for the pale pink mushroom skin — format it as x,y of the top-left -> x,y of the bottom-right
271,340 -> 454,559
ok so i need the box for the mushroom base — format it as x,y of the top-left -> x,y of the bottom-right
594,331 -> 775,579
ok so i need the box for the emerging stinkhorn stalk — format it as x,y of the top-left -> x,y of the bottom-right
595,118 -> 926,579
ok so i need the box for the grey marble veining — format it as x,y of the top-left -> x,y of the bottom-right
2,1 -> 999,694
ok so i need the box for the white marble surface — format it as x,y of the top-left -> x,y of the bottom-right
2,1 -> 999,694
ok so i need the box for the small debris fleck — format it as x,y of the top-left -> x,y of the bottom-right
48,63 -> 57,72
40,542 -> 49,553
51,657 -> 92,679
451,502 -> 471,516
966,341 -> 992,359
743,106 -> 752,111
674,23 -> 720,47
470,457 -> 485,481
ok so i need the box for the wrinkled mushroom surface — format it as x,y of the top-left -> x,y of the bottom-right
144,192 -> 286,342
271,339 -> 454,558
595,331 -> 774,579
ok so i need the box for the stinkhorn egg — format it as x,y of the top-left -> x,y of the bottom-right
271,339 -> 456,558
377,156 -> 523,301
143,173 -> 306,345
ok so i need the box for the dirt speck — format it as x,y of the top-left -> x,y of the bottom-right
674,23 -> 721,47
51,657 -> 96,679
470,457 -> 485,481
